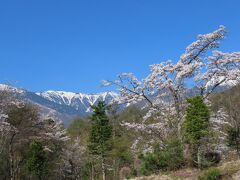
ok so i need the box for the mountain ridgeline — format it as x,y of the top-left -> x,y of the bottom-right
0,82 -> 236,126
0,84 -> 121,125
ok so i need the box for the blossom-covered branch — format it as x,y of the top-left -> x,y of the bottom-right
102,26 -> 240,141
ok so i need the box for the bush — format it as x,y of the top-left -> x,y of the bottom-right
198,168 -> 221,180
204,152 -> 221,167
204,152 -> 221,165
140,138 -> 184,175
198,152 -> 221,168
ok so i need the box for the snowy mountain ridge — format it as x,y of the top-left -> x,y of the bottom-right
0,84 -> 121,125
0,81 -> 237,125
36,90 -> 119,106
36,90 -> 119,112
0,84 -> 25,94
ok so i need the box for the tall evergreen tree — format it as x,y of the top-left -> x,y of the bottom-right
88,101 -> 112,180
183,96 -> 210,167
26,140 -> 48,180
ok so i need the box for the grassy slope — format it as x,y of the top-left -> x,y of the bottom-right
131,159 -> 240,179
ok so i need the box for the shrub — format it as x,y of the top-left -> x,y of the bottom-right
197,152 -> 221,168
204,152 -> 221,165
140,138 -> 184,175
198,168 -> 221,180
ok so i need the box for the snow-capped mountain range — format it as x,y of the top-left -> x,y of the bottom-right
0,84 -> 121,125
36,90 -> 119,113
0,80 -> 237,126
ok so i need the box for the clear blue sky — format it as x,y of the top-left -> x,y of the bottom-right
0,0 -> 239,93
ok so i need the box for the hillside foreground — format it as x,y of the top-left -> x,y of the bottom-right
132,159 -> 240,180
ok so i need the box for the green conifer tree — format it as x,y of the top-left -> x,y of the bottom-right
26,140 -> 48,180
183,96 -> 210,167
88,101 -> 112,180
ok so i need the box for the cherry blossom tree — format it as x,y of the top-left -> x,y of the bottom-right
103,26 -> 240,145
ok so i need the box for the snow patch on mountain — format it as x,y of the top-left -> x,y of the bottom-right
205,76 -> 239,90
0,84 -> 25,94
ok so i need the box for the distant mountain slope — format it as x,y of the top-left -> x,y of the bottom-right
0,81 -> 237,126
0,84 -> 121,125
36,90 -> 119,113
210,84 -> 240,114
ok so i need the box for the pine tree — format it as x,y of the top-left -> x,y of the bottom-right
183,96 -> 210,167
26,140 -> 48,180
88,101 -> 112,180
